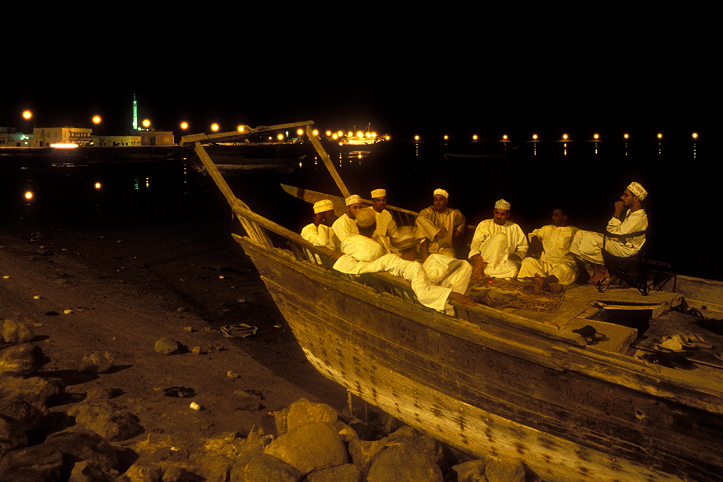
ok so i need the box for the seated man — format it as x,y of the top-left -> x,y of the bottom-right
300,199 -> 337,250
468,199 -> 528,279
415,188 -> 466,258
334,225 -> 476,314
518,208 -> 579,293
370,188 -> 398,252
333,208 -> 386,272
570,181 -> 648,285
331,194 -> 363,249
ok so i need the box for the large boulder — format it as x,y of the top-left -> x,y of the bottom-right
0,417 -> 28,458
229,453 -> 301,482
0,343 -> 47,375
285,398 -> 337,432
66,401 -> 143,442
484,455 -> 526,482
264,422 -> 348,476
365,442 -> 443,482
0,375 -> 63,407
0,320 -> 34,345
305,463 -> 362,482
0,444 -> 64,482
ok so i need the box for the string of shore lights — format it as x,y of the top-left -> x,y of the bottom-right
19,110 -> 700,143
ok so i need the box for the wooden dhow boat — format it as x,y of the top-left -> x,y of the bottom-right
181,121 -> 723,482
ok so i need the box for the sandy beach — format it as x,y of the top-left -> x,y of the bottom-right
0,207 -> 350,452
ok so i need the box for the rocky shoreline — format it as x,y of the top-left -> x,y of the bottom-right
0,218 -> 539,481
1,318 -> 531,481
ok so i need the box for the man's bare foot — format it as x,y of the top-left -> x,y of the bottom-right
533,274 -> 545,294
588,265 -> 609,285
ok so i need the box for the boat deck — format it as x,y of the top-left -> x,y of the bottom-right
490,280 -> 723,371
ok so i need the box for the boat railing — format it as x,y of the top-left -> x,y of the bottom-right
228,201 -> 421,302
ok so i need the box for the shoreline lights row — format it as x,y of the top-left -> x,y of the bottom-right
21,111 -> 700,142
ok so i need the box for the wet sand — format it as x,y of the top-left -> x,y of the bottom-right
0,206 -> 350,445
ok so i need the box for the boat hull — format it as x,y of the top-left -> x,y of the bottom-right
235,234 -> 723,482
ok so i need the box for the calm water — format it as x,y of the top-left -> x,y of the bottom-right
0,137 -> 717,281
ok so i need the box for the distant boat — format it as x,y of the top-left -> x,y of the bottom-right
181,120 -> 723,482
328,123 -> 389,147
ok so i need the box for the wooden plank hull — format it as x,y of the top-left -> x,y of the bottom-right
236,234 -> 723,482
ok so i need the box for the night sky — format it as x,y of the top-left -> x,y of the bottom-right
2,10 -> 717,142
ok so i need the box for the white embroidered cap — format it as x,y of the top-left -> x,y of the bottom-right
433,188 -> 449,199
627,182 -> 648,200
371,188 -> 386,198
345,194 -> 362,206
495,199 -> 511,210
356,208 -> 377,228
313,199 -> 334,214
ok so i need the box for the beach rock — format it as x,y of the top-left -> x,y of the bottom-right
0,396 -> 47,432
0,374 -> 64,407
230,453 -> 301,482
335,420 -> 359,443
365,442 -> 443,482
0,343 -> 47,375
348,438 -> 387,474
484,455 -> 525,482
66,400 -> 143,442
385,426 -> 444,464
285,398 -> 337,432
450,459 -> 486,482
0,320 -> 34,345
43,429 -> 120,473
67,460 -> 118,482
0,444 -> 64,482
305,463 -> 362,482
80,351 -> 114,374
0,417 -> 28,457
158,465 -> 202,482
154,337 -> 182,355
264,422 -> 348,476
122,462 -> 164,482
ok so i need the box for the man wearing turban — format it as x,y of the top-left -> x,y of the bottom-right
569,182 -> 648,286
415,188 -> 467,258
331,194 -> 363,250
370,188 -> 398,253
301,199 -> 338,251
468,199 -> 529,279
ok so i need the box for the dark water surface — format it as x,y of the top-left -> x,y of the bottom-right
0,137 -> 717,281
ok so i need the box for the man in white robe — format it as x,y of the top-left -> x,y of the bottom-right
570,182 -> 648,285
331,194 -> 363,250
332,208 -> 386,272
370,188 -> 398,253
334,226 -> 475,314
469,199 -> 528,279
415,188 -> 466,258
300,199 -> 337,250
518,208 -> 579,293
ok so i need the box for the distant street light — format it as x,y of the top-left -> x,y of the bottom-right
211,123 -> 220,132
180,121 -> 189,130
22,110 -> 33,121
143,119 -> 151,129
92,115 -> 102,125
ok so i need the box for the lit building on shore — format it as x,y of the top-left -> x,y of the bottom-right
32,127 -> 93,147
94,135 -> 142,147
0,127 -> 32,148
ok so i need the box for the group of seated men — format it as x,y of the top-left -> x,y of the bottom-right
300,182 -> 648,313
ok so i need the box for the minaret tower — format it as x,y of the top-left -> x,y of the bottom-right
132,92 -> 138,131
